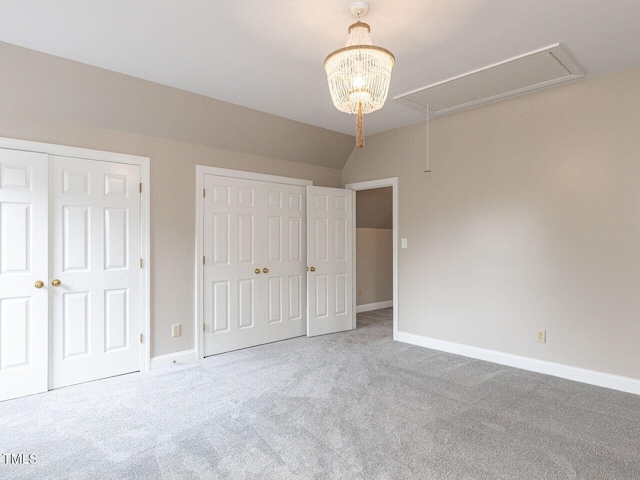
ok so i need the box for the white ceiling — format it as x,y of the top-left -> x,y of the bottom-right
1,0 -> 639,137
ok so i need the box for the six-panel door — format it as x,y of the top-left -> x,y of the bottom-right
49,156 -> 142,389
202,175 -> 306,355
0,149 -> 49,401
307,186 -> 354,337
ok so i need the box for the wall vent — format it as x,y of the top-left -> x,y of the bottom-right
394,44 -> 584,116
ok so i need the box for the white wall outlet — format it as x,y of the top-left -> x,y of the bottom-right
172,323 -> 182,337
401,238 -> 408,249
536,330 -> 546,343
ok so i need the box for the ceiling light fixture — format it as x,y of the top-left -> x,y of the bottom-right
324,1 -> 395,148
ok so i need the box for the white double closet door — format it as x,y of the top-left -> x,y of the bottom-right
0,148 -> 142,401
203,176 -> 308,355
202,173 -> 354,356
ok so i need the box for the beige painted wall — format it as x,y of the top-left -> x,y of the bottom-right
344,65 -> 640,380
356,187 -> 392,229
0,42 -> 354,170
0,42 -> 346,357
356,228 -> 393,306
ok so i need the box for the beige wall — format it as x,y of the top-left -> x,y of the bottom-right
344,65 -> 640,380
356,228 -> 393,306
356,187 -> 392,229
0,42 -> 354,170
0,42 -> 346,357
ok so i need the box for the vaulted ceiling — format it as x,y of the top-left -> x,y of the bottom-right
1,0 -> 639,138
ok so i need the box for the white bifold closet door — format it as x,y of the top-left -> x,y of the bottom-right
0,148 -> 142,402
306,186 -> 354,337
202,175 -> 307,356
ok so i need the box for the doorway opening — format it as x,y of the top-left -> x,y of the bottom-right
346,178 -> 398,340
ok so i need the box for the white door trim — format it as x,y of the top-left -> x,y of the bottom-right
195,165 -> 313,359
0,136 -> 152,371
345,178 -> 399,340
199,166 -> 313,186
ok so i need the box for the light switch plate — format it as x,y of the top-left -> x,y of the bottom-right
401,238 -> 408,249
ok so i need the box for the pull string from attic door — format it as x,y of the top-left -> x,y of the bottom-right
425,104 -> 431,173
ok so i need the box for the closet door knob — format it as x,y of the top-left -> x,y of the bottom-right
51,279 -> 62,287
34,280 -> 44,289
263,268 -> 269,274
309,266 -> 316,272
254,269 -> 261,274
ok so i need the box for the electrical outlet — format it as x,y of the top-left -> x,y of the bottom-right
536,330 -> 546,343
358,289 -> 363,297
172,323 -> 182,338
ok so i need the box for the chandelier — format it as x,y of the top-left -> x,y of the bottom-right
324,1 -> 395,148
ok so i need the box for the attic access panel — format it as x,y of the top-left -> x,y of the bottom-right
394,44 -> 584,116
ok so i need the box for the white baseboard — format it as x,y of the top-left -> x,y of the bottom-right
357,300 -> 393,313
396,332 -> 640,396
150,349 -> 198,370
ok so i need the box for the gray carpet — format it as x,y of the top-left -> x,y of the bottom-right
2,308 -> 640,479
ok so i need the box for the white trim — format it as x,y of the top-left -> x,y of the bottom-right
345,178 -> 399,340
356,300 -> 393,313
195,167 -> 205,362
195,165 -> 314,360
138,156 -> 151,372
150,349 -> 198,370
397,331 -> 640,396
393,44 -> 584,116
200,166 -> 312,186
0,137 -> 148,165
0,136 -> 152,373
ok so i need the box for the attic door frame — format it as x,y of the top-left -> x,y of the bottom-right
194,166 -> 313,360
345,177 -> 399,340
0,136 -> 152,372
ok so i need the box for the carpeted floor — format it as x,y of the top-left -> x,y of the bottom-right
2,308 -> 640,479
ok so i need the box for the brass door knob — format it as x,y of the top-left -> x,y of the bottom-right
51,279 -> 61,287
34,280 -> 44,289
263,268 -> 269,274
309,266 -> 316,272
254,268 -> 261,274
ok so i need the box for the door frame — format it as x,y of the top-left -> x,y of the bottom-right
345,178 -> 399,340
0,136 -> 152,371
194,166 -> 312,359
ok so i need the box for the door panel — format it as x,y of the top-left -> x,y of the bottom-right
0,148 -> 48,402
104,208 -> 128,269
213,213 -> 231,265
212,281 -> 230,332
203,176 -> 306,356
268,216 -> 282,262
1,298 -> 31,367
238,279 -> 255,329
1,202 -> 31,274
315,274 -> 329,318
261,182 -> 306,336
50,155 -> 141,389
63,206 -> 90,271
307,186 -> 354,337
62,291 -> 90,359
289,275 -> 302,321
104,288 -> 128,351
204,177 -> 262,354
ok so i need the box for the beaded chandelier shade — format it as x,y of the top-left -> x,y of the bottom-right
324,4 -> 395,148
